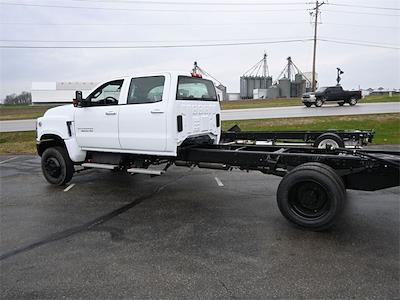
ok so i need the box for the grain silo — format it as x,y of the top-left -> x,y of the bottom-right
240,53 -> 273,99
275,57 -> 310,98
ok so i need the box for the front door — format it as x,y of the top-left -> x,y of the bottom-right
74,79 -> 124,150
118,75 -> 168,153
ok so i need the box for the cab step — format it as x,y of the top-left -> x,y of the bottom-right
126,168 -> 164,176
81,163 -> 118,170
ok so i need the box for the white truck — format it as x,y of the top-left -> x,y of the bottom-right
37,71 -> 221,185
36,71 -> 399,231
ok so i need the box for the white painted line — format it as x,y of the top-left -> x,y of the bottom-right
0,156 -> 18,165
214,177 -> 224,187
63,183 -> 76,192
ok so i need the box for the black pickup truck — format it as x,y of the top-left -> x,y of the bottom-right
302,86 -> 362,107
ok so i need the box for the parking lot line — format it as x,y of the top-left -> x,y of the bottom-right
63,184 -> 76,192
214,177 -> 224,187
0,156 -> 18,165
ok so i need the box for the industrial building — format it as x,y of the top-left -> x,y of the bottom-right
240,55 -> 310,99
31,81 -> 98,104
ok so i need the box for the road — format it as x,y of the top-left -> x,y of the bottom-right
0,102 -> 399,132
0,155 -> 399,298
222,101 -> 400,121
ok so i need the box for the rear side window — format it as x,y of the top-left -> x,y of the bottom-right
176,76 -> 217,101
127,76 -> 165,104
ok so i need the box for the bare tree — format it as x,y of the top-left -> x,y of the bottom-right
3,92 -> 32,105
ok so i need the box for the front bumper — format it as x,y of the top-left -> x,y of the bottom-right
302,95 -> 316,103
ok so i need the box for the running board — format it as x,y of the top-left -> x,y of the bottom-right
126,168 -> 164,176
81,163 -> 118,170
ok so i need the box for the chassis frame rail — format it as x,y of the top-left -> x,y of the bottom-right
177,144 -> 399,191
221,128 -> 374,147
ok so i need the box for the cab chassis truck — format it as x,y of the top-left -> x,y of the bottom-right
36,72 -> 399,231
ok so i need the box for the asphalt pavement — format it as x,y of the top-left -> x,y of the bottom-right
1,155 -> 399,299
1,102 -> 399,132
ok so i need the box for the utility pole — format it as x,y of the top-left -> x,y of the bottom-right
311,1 -> 324,92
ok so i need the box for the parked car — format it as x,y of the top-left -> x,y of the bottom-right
302,86 -> 362,107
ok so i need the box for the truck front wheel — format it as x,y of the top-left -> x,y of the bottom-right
277,163 -> 346,231
315,98 -> 324,107
304,103 -> 312,107
41,146 -> 74,186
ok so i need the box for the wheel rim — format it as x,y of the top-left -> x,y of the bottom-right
288,181 -> 330,219
316,100 -> 322,106
350,98 -> 357,105
317,139 -> 340,149
44,157 -> 62,179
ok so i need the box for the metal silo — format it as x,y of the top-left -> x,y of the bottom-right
279,78 -> 291,98
240,77 -> 248,99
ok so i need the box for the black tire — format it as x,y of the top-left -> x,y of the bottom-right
338,102 -> 344,106
304,103 -> 312,107
315,98 -> 324,107
277,163 -> 346,231
41,146 -> 74,186
349,97 -> 358,106
298,162 -> 346,195
313,133 -> 345,149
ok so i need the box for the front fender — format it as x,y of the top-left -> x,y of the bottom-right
37,116 -> 72,140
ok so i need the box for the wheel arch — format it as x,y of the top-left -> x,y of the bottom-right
37,134 -> 66,156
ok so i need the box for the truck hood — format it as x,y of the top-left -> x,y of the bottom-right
302,92 -> 315,96
42,104 -> 74,120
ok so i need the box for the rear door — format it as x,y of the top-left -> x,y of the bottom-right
329,87 -> 342,101
175,75 -> 221,144
118,75 -> 168,152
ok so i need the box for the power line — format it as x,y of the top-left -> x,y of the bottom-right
322,9 -> 400,17
69,0 -> 309,5
0,2 -> 306,12
0,36 -> 312,43
323,22 -> 399,30
1,21 -> 398,30
1,38 -> 397,50
0,21 -> 310,26
319,36 -> 400,47
0,38 -> 313,49
319,39 -> 400,50
328,2 -> 400,11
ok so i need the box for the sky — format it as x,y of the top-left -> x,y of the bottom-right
0,0 -> 399,100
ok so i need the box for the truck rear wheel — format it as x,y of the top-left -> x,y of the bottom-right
349,97 -> 358,106
313,133 -> 345,149
277,163 -> 346,231
41,146 -> 74,186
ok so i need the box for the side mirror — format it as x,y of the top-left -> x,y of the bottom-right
73,91 -> 84,107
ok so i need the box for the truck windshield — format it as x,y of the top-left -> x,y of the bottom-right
316,87 -> 327,93
176,76 -> 217,101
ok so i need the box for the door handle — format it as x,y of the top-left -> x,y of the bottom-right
150,109 -> 164,114
105,111 -> 116,116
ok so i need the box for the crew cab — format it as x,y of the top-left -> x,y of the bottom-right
36,71 -> 221,185
302,86 -> 362,107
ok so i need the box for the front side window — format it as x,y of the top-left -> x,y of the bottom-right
127,76 -> 165,104
176,76 -> 217,101
86,80 -> 123,106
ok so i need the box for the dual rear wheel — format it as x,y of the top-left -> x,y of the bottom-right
277,162 -> 346,231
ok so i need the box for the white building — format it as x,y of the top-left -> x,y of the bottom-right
31,82 -> 98,104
